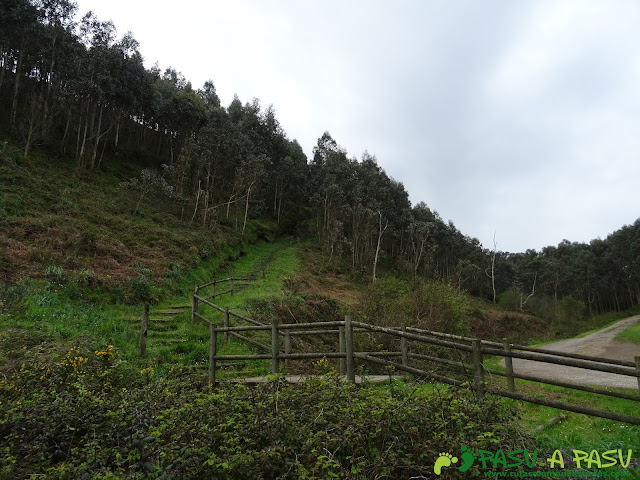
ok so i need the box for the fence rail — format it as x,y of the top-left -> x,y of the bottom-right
191,283 -> 640,426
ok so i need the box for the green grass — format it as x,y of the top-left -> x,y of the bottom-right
575,309 -> 640,339
616,319 -> 640,343
482,359 -> 640,451
0,238 -> 301,379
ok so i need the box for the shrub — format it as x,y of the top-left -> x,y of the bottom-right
167,262 -> 182,280
0,347 -> 529,479
361,277 -> 410,326
127,277 -> 153,304
409,280 -> 471,335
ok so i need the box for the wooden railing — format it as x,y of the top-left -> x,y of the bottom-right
191,290 -> 640,426
193,274 -> 257,303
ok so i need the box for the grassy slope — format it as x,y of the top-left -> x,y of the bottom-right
0,143 -> 291,373
2,142 -> 639,473
616,320 -> 640,343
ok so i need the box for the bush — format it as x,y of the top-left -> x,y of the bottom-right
127,277 -> 153,304
361,277 -> 410,326
409,280 -> 471,335
167,262 -> 182,280
0,346 -> 529,479
552,295 -> 588,336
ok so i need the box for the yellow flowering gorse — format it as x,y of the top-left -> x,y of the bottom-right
95,345 -> 114,358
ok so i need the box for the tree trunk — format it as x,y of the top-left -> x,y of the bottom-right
10,36 -> 25,127
277,192 -> 283,226
190,180 -> 201,226
23,91 -> 42,157
202,172 -> 210,228
90,103 -> 105,169
42,31 -> 58,140
114,117 -> 120,148
241,181 -> 254,238
0,47 -> 6,91
372,212 -> 388,283
519,273 -> 537,311
61,107 -> 72,153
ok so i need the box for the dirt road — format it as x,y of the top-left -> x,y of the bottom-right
509,315 -> 640,389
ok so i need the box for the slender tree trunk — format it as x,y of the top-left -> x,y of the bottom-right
90,103 -> 105,169
169,133 -> 174,164
273,177 -> 279,217
489,233 -> 497,304
241,181 -> 254,238
60,107 -> 71,153
42,33 -> 57,140
226,192 -> 234,219
10,36 -> 25,127
372,212 -> 388,282
24,91 -> 42,157
78,103 -> 91,168
202,172 -> 210,228
519,273 -> 537,311
75,103 -> 84,168
97,134 -> 108,169
190,180 -> 201,226
0,47 -> 6,91
114,117 -> 120,148
277,193 -> 283,226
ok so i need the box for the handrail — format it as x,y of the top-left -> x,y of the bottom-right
191,288 -> 640,425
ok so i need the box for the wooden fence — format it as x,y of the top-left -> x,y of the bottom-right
191,289 -> 640,426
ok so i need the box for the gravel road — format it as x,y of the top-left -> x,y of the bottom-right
509,315 -> 640,389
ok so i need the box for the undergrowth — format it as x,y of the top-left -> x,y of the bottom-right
0,345 -> 531,479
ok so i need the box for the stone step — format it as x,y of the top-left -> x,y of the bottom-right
159,338 -> 190,345
148,324 -> 179,332
126,318 -> 175,324
149,331 -> 184,338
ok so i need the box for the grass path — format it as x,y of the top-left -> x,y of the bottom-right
144,238 -> 301,375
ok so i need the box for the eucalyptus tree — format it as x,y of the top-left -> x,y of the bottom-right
38,0 -> 77,137
271,139 -> 309,229
0,0 -> 40,126
310,132 -> 354,253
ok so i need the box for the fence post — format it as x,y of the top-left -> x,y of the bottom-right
271,317 -> 280,374
472,339 -> 485,400
140,303 -> 149,357
285,331 -> 292,372
345,315 -> 355,383
504,340 -> 516,393
191,285 -> 199,324
212,280 -> 216,299
401,325 -> 409,367
230,277 -> 235,295
339,325 -> 346,374
224,307 -> 230,343
209,323 -> 217,386
635,356 -> 640,396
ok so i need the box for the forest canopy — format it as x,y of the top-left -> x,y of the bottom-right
1,0 -> 639,315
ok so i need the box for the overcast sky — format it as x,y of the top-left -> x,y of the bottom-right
76,0 -> 640,253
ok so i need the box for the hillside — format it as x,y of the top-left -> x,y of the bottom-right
2,141 -> 640,478
2,0 -> 640,319
2,2 -> 640,476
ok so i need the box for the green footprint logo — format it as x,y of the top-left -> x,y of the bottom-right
459,445 -> 476,472
434,452 -> 458,475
